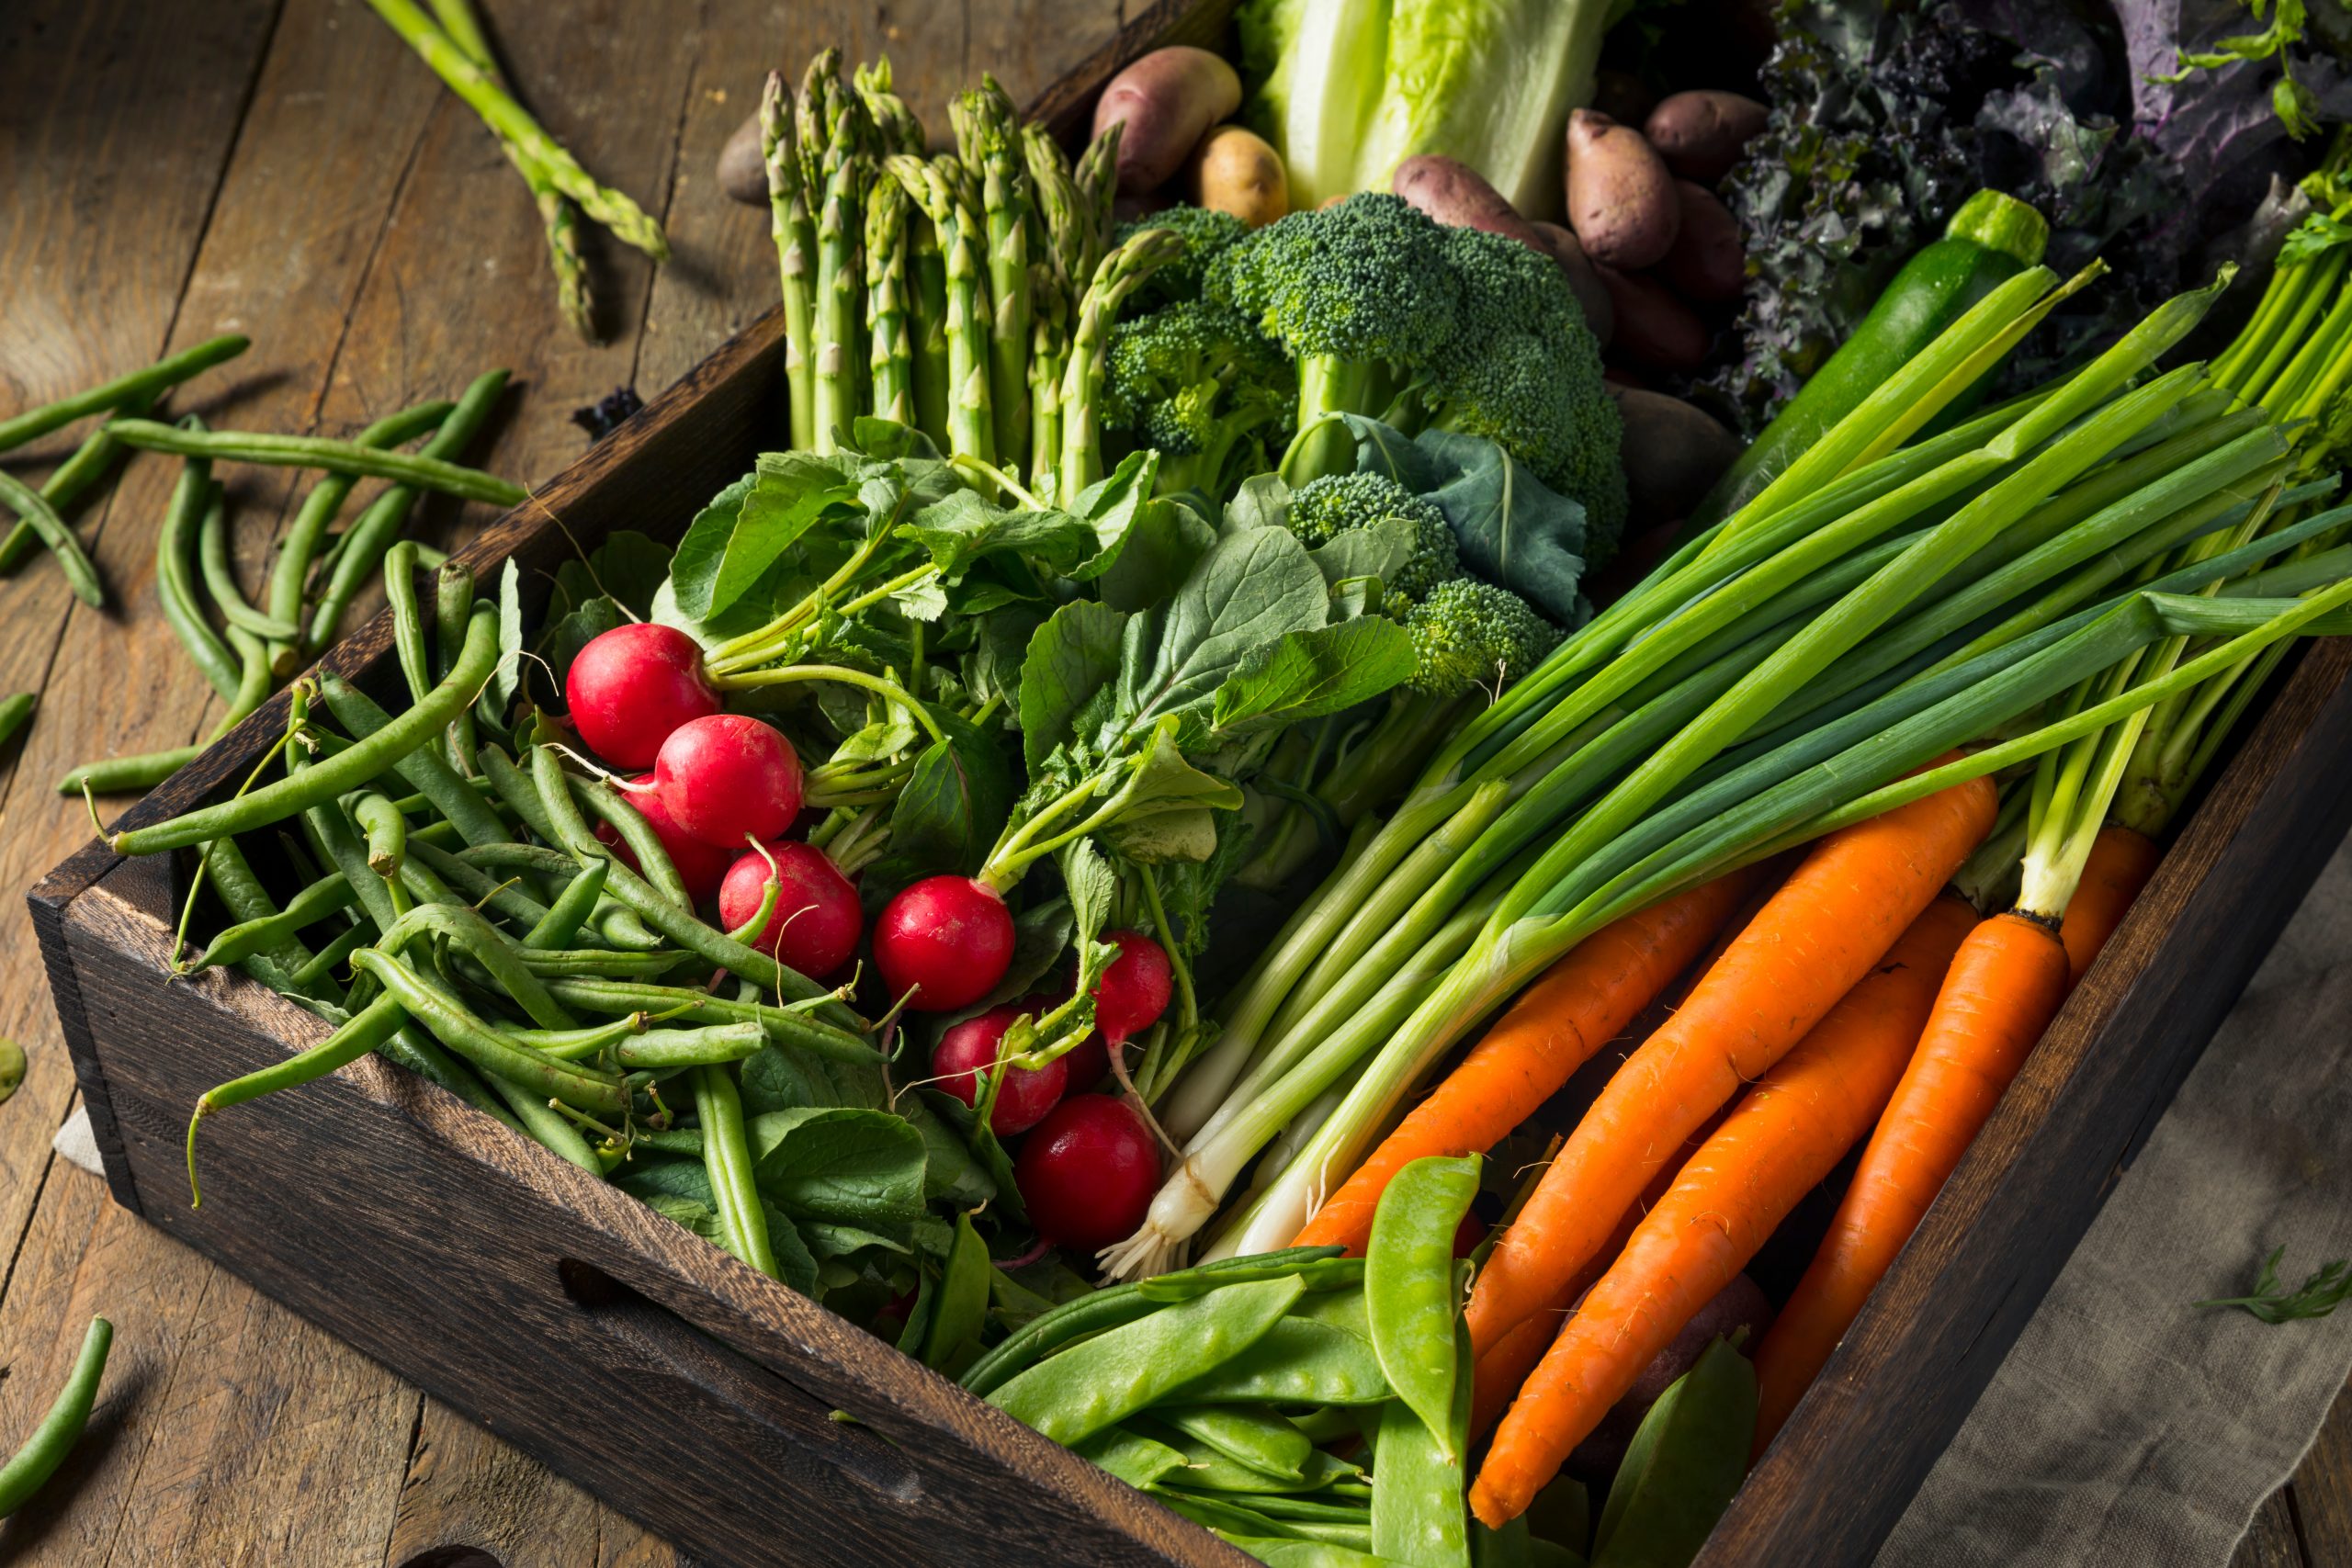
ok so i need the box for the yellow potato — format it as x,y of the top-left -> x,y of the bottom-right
1186,125 -> 1288,228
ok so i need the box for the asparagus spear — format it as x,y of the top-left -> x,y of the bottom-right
365,0 -> 668,262
424,0 -> 594,339
907,187 -> 954,450
1058,226 -> 1183,499
762,71 -> 819,451
854,57 -> 925,157
1022,126 -> 1084,501
956,80 -> 1033,470
1072,122 -> 1125,287
890,155 -> 996,465
866,177 -> 915,428
812,126 -> 870,454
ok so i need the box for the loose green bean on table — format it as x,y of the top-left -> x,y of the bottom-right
105,418 -> 527,506
0,1316 -> 114,1517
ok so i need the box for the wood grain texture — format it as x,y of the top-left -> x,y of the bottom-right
2233,1487 -> 2308,1568
2294,1371 -> 2352,1565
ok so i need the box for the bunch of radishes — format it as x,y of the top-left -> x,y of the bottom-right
565,618 -> 1176,1254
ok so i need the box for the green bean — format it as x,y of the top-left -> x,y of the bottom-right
613,1022 -> 763,1069
988,1276 -> 1305,1445
1365,1155 -> 1479,1453
694,1062 -> 780,1278
537,977 -> 875,1064
1210,1494 -> 1371,1524
57,748 -> 199,796
111,604 -> 496,856
383,541 -> 435,702
288,923 -> 369,991
302,797 -> 399,937
197,871 -> 357,971
576,776 -> 694,912
0,391 -> 155,576
378,1023 -> 522,1130
407,840 -> 551,927
220,623 -> 273,730
188,995 -> 407,1201
0,334 -> 248,453
265,399 -> 453,673
724,858 -> 782,947
0,1316 -> 114,1516
306,369 -> 512,652
319,672 -> 509,848
351,791 -> 409,878
481,744 -> 564,843
499,1011 -> 649,1057
375,901 -> 575,1029
348,948 -> 628,1113
156,456 -> 240,699
531,746 -> 851,1019
484,1071 -> 602,1172
958,1247 -> 1345,1397
526,859 -> 608,949
0,693 -> 28,753
434,559 -> 480,771
198,495 -> 302,639
512,947 -> 685,979
106,415 -> 526,505
0,467 -> 104,605
198,835 -> 311,990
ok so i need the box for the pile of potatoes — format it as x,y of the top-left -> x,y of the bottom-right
718,49 -> 1770,579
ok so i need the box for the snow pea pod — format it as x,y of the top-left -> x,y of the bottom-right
1159,1490 -> 1374,1552
957,1247 -> 1344,1397
111,604 -> 498,857
0,1316 -> 113,1516
1136,1421 -> 1360,1495
1152,1404 -> 1314,1483
1169,1314 -> 1392,1407
1589,1337 -> 1756,1568
1371,1316 -> 1474,1568
988,1275 -> 1305,1445
1073,1427 -> 1188,1491
1366,1154 -> 1480,1453
1214,1540 -> 1389,1568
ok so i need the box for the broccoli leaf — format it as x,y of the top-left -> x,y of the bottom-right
1212,617 -> 1418,737
1415,429 -> 1588,625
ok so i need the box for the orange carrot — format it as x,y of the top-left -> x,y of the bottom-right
2058,823 -> 2160,987
1749,908 -> 2070,1455
1293,868 -> 1758,1255
1470,896 -> 1977,1528
1463,773 -> 1997,1358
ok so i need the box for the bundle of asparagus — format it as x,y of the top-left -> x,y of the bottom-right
367,0 -> 669,341
760,52 -> 1142,504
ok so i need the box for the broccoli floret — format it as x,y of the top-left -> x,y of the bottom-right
1286,472 -> 1458,608
1115,205 -> 1251,310
1103,298 -> 1297,499
1405,578 -> 1561,697
1211,194 -> 1464,457
1412,226 -> 1629,556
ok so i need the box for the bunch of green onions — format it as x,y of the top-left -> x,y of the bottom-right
759,51 -> 1152,502
1102,261 -> 2352,1279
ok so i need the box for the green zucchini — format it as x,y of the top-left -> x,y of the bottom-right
1694,189 -> 2049,529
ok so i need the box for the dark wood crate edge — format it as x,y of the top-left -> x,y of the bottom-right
60,880 -> 1247,1568
1702,634 -> 2352,1566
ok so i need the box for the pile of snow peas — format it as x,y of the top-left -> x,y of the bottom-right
118,551 -> 878,1290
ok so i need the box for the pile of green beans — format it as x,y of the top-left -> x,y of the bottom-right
969,1157 -> 1532,1568
54,367 -> 518,795
129,556 -> 876,1292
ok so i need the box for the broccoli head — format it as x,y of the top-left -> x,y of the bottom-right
1415,226 -> 1628,557
1115,205 -> 1250,310
1286,472 -> 1459,610
1103,298 -> 1297,500
1405,578 -> 1562,697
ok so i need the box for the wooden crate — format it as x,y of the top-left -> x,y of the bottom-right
29,1 -> 2352,1559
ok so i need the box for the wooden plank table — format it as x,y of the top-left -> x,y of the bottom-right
0,3 -> 2342,1563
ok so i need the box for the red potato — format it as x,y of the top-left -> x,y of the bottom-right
1529,221 -> 1615,348
1644,90 -> 1770,186
1611,387 -> 1742,526
1565,109 -> 1679,271
1091,46 -> 1242,196
1392,155 -> 1551,251
1566,1273 -> 1773,1481
1187,125 -> 1288,227
1661,181 -> 1747,303
718,109 -> 768,206
1597,265 -> 1710,373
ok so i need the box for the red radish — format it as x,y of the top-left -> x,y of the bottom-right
717,840 -> 863,976
565,623 -> 720,770
1092,930 -> 1173,1043
873,876 -> 1014,1012
1016,1096 -> 1160,1251
595,773 -> 734,905
653,714 -> 804,849
932,1006 -> 1069,1134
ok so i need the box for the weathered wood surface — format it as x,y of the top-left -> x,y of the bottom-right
0,2 -> 1123,1562
3,2 -> 2348,1565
